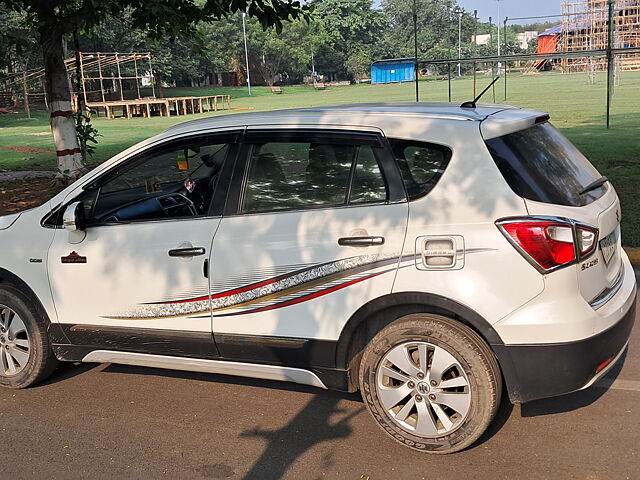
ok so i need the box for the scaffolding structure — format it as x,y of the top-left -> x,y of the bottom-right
1,51 -> 232,119
560,0 -> 640,73
77,52 -> 154,104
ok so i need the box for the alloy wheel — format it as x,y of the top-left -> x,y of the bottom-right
376,341 -> 471,437
0,305 -> 30,376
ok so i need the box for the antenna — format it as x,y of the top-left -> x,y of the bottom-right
461,76 -> 501,109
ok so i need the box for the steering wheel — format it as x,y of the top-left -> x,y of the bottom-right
156,193 -> 198,217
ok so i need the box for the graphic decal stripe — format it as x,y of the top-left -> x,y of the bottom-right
150,258 -> 359,305
104,254 -> 410,321
213,270 -> 389,318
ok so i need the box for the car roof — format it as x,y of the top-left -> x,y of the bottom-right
163,102 -> 525,132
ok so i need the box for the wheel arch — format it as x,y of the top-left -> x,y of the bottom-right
335,291 -> 506,391
0,267 -> 68,344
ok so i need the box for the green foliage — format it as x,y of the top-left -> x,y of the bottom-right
73,112 -> 101,162
345,49 -> 371,81
0,0 -> 310,38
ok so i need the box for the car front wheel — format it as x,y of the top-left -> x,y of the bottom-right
358,313 -> 502,453
0,285 -> 57,388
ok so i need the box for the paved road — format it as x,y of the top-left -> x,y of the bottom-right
2,297 -> 639,480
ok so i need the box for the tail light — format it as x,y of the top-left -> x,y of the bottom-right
497,218 -> 598,272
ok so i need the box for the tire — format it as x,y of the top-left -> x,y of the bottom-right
358,313 -> 502,454
0,285 -> 58,388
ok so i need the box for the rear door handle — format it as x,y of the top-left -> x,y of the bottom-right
168,247 -> 206,257
338,236 -> 385,247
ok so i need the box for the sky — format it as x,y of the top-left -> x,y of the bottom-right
456,0 -> 562,24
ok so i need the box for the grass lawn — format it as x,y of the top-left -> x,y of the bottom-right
0,70 -> 639,244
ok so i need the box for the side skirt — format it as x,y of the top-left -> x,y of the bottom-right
82,350 -> 328,389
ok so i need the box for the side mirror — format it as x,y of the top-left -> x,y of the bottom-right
63,202 -> 86,232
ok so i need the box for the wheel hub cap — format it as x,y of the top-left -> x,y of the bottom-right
375,341 -> 471,437
0,306 -> 30,376
416,382 -> 430,395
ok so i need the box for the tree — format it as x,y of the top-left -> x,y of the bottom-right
311,0 -> 386,80
345,49 -> 370,82
246,16 -> 314,85
0,0 -> 308,180
381,0 -> 475,61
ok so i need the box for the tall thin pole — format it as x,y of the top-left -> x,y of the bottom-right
503,17 -> 508,56
497,0 -> 501,57
473,10 -> 478,58
242,12 -> 252,96
447,62 -> 451,102
606,0 -> 614,129
413,0 -> 419,101
311,50 -> 316,87
489,16 -> 493,52
457,11 -> 462,77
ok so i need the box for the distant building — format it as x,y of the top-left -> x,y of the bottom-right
516,31 -> 539,49
472,34 -> 491,46
370,58 -> 415,84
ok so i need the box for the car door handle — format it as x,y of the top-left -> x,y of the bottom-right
168,247 -> 206,257
338,236 -> 385,247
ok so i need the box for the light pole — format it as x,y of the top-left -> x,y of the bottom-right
413,0 -> 419,101
496,0 -> 502,57
453,7 -> 463,77
242,12 -> 251,96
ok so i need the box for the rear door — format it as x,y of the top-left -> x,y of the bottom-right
208,128 -> 408,364
485,121 -> 621,303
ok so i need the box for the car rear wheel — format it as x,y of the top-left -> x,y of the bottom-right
358,313 -> 502,453
0,286 -> 57,388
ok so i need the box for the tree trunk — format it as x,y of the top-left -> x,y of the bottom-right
39,23 -> 84,180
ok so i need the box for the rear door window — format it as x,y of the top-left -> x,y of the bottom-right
485,122 -> 606,207
389,139 -> 452,200
241,137 -> 389,214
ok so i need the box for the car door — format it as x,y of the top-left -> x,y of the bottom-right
209,128 -> 409,366
46,131 -> 240,358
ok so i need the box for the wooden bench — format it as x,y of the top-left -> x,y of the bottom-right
314,82 -> 326,90
271,86 -> 283,94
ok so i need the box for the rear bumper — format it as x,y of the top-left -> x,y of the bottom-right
494,290 -> 636,403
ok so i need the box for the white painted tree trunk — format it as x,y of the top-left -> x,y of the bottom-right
40,24 -> 84,180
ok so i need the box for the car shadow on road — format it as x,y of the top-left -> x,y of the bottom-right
34,361 -> 101,387
239,394 -> 364,480
101,362 -> 364,399
520,349 -> 627,418
102,364 -> 365,479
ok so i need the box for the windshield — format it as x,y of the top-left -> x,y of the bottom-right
485,122 -> 606,207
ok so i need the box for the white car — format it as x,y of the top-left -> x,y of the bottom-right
0,103 -> 635,453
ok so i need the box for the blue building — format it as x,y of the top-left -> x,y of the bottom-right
370,58 -> 415,84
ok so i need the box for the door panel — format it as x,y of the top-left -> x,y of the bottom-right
46,133 -> 240,357
47,218 -> 219,355
210,203 -> 408,341
210,129 -> 409,346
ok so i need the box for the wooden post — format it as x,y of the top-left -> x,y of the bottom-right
133,56 -> 142,99
41,78 -> 48,111
116,53 -> 124,101
22,71 -> 30,119
148,54 -> 156,98
97,54 -> 106,103
79,51 -> 88,107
